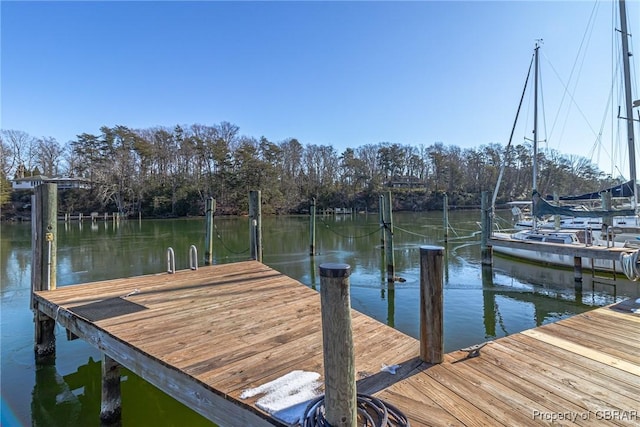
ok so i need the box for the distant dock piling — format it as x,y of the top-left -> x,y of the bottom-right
443,193 -> 449,243
480,191 -> 493,266
249,190 -> 262,262
204,197 -> 215,265
382,191 -> 395,283
573,256 -> 583,283
319,263 -> 357,426
310,198 -> 316,256
379,194 -> 386,250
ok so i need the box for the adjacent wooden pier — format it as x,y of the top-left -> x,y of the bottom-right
33,261 -> 640,426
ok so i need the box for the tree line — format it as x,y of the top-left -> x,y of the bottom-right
0,123 -> 617,216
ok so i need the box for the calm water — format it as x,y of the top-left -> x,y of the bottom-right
2,211 -> 638,426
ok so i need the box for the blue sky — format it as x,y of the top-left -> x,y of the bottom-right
2,1 -> 638,176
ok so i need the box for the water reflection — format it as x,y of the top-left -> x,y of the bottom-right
32,356 -> 84,427
481,266 -> 579,332
387,284 -> 395,328
481,266 -> 496,337
492,255 -> 636,306
308,257 -> 317,290
31,355 -> 213,427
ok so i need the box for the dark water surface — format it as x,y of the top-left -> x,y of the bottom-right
2,211 -> 637,426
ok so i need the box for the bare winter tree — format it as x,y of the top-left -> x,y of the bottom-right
0,129 -> 38,177
0,135 -> 13,178
36,137 -> 66,176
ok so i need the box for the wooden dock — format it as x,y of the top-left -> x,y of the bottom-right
33,260 -> 640,426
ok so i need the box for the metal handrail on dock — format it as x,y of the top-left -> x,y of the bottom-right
189,245 -> 198,270
166,247 -> 175,274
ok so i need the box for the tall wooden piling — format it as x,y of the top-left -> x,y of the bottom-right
554,192 -> 561,230
419,246 -> 444,364
383,191 -> 395,283
100,354 -> 122,423
310,198 -> 316,256
249,190 -> 262,262
319,263 -> 356,427
601,190 -> 613,230
480,191 -> 493,266
32,183 -> 57,358
443,193 -> 449,243
204,197 -> 215,265
379,195 -> 386,250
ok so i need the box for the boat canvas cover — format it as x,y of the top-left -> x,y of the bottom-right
543,180 -> 635,201
533,190 -> 636,219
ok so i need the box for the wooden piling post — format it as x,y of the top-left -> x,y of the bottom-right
319,263 -> 356,427
480,191 -> 493,266
100,354 -> 122,424
204,197 -> 215,265
379,194 -> 386,250
601,190 -> 613,231
554,192 -> 560,230
573,256 -> 583,283
419,246 -> 444,364
443,193 -> 449,243
32,183 -> 57,358
310,198 -> 316,256
383,191 -> 395,283
249,190 -> 262,262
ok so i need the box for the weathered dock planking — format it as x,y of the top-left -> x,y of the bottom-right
33,260 -> 640,426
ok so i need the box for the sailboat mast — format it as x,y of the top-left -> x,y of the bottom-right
618,0 -> 637,208
532,42 -> 540,229
533,43 -> 540,193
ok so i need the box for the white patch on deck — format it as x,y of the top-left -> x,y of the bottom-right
240,370 -> 322,424
381,363 -> 401,374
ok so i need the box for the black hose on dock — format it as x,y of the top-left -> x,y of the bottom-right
301,393 -> 410,427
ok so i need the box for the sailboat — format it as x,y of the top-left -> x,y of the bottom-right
491,0 -> 640,277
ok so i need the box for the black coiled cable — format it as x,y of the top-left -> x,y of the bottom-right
302,393 -> 410,427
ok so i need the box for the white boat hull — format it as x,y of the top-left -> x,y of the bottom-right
492,232 -> 625,274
